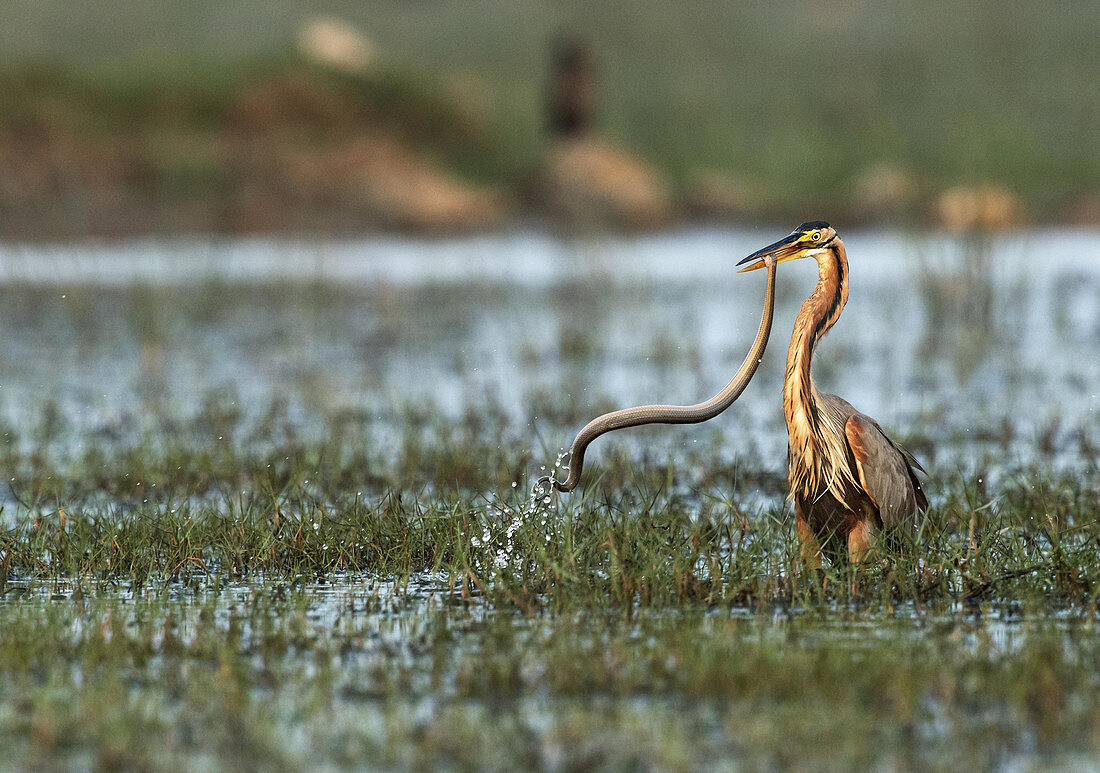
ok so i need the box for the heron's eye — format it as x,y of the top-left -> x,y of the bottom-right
809,230 -> 821,241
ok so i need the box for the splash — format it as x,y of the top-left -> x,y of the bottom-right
532,448 -> 570,499
470,455 -> 569,578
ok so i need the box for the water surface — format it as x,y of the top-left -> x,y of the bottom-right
0,227 -> 1096,488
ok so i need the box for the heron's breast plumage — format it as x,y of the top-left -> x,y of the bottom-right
785,391 -> 859,507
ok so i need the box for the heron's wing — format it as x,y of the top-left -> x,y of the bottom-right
844,414 -> 927,529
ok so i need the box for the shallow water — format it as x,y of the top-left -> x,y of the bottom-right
3,572 -> 1096,770
0,227 -> 1096,494
2,226 -> 1098,768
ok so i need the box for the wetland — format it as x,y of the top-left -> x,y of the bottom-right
1,226 -> 1099,769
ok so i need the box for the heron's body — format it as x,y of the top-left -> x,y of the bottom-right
739,223 -> 926,565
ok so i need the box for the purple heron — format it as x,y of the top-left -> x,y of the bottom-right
737,222 -> 927,565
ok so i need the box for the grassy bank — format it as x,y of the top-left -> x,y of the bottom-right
1,1 -> 1099,237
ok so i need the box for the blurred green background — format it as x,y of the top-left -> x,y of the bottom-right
2,0 -> 1098,235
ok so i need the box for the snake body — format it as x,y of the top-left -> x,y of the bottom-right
536,258 -> 777,494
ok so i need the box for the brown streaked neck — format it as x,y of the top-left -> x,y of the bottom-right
782,238 -> 849,435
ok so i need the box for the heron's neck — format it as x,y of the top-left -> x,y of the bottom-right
783,240 -> 849,437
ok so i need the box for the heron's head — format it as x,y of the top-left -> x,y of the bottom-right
737,221 -> 838,273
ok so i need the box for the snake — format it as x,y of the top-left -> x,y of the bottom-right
535,256 -> 777,495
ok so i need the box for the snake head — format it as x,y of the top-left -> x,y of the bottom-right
533,476 -> 556,497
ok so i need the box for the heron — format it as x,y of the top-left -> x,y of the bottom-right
536,257 -> 778,495
737,222 -> 927,565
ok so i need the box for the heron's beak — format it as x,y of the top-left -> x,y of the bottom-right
736,232 -> 809,273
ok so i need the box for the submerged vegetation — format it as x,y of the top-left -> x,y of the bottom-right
4,586 -> 1100,770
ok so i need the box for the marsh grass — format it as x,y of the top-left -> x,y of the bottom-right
1,400 -> 1097,614
2,580 -> 1099,769
0,398 -> 1098,768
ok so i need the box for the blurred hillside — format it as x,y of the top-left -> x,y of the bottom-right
1,0 -> 1098,237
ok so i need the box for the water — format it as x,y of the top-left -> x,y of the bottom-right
3,225 -> 1098,769
0,227 -> 1097,488
4,568 -> 1094,770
